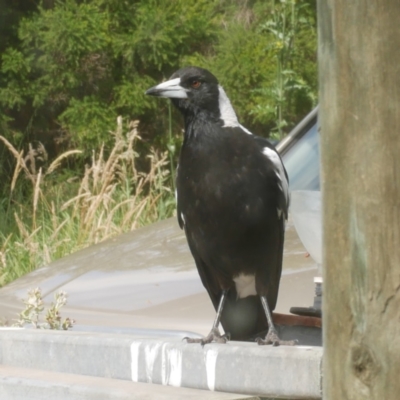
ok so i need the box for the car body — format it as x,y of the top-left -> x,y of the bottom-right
0,107 -> 320,339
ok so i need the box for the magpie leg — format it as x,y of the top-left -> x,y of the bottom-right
184,290 -> 229,345
257,296 -> 297,346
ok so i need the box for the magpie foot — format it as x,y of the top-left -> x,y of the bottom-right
184,328 -> 229,346
256,329 -> 297,347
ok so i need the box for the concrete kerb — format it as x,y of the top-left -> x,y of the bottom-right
0,365 -> 260,400
0,329 -> 322,399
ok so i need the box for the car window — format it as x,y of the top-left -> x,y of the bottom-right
281,122 -> 320,191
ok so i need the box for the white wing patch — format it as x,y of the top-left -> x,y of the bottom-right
262,147 -> 289,215
239,124 -> 253,135
218,86 -> 239,127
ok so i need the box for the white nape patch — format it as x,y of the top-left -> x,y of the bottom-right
131,341 -> 141,382
205,347 -> 218,391
218,85 -> 239,127
180,213 -> 185,225
262,147 -> 289,210
217,86 -> 253,135
233,273 -> 257,299
154,77 -> 188,99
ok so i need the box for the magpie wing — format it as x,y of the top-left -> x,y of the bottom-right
251,135 -> 288,311
252,135 -> 289,219
183,225 -> 221,310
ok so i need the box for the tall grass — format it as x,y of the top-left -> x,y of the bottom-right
0,118 -> 175,286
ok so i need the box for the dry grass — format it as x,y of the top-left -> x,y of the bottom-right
0,117 -> 175,286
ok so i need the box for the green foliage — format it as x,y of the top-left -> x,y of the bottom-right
0,0 -> 220,153
0,0 -> 317,285
252,0 -> 317,139
115,0 -> 217,69
198,21 -> 276,129
0,0 -> 316,153
59,96 -> 117,149
182,0 -> 317,137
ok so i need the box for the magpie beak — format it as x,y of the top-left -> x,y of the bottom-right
145,78 -> 188,99
146,66 -> 293,347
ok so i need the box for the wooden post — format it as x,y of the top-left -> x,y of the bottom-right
318,1 -> 400,398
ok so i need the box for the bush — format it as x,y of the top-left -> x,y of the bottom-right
0,0 -> 317,285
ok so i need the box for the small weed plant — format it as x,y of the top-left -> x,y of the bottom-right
14,288 -> 75,330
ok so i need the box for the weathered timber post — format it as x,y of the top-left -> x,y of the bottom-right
318,1 -> 400,399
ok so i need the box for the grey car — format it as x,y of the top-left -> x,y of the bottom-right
0,107 -> 320,341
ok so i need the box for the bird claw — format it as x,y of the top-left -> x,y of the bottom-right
183,328 -> 229,346
256,330 -> 298,347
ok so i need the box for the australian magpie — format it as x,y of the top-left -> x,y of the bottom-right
146,66 -> 292,346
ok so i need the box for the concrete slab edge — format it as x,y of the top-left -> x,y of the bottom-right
0,364 -> 259,400
0,329 -> 322,399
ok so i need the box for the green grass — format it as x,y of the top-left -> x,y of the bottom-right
0,118 -> 176,287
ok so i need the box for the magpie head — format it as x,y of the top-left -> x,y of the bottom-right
146,66 -> 238,126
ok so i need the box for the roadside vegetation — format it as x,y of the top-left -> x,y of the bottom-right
0,0 -> 317,286
0,118 -> 173,285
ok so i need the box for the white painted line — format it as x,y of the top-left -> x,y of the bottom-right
205,347 -> 219,391
130,341 -> 141,382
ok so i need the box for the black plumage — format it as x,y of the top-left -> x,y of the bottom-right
146,66 -> 291,345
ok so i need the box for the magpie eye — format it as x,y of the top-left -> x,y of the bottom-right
191,80 -> 201,89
